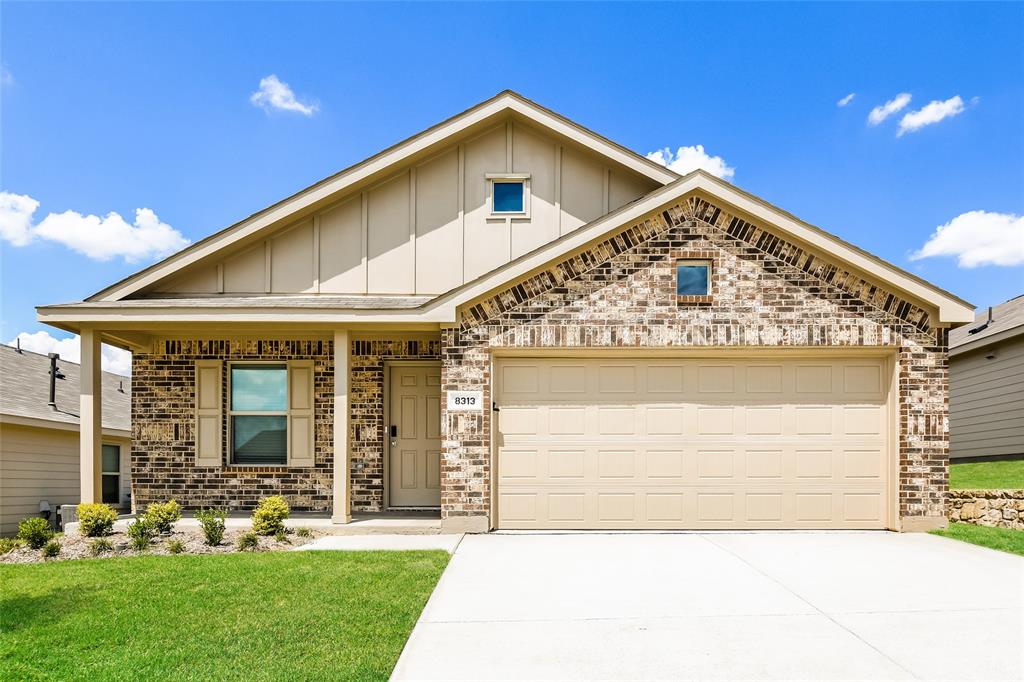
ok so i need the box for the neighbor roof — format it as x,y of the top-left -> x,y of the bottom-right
949,295 -> 1024,356
0,344 -> 131,435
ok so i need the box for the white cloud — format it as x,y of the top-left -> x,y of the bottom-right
250,74 -> 318,116
910,210 -> 1024,268
897,95 -> 966,136
0,191 -> 190,262
868,93 -> 912,125
8,331 -> 132,376
646,145 -> 735,180
0,191 -> 39,246
837,93 -> 856,107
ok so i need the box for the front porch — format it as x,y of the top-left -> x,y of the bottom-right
70,328 -> 478,531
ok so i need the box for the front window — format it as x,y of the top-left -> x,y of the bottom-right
230,364 -> 287,465
101,444 -> 121,504
676,260 -> 711,296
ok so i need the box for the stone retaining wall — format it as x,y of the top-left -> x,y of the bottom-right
947,490 -> 1024,529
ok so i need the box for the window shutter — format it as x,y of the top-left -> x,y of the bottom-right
288,360 -> 315,467
194,360 -> 223,466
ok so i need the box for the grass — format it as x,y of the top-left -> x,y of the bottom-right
950,459 -> 1024,489
932,523 -> 1024,557
0,550 -> 448,681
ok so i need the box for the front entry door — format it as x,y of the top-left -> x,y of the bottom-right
388,364 -> 442,508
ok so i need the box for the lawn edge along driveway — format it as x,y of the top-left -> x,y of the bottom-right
931,522 -> 1024,557
1,550 -> 449,681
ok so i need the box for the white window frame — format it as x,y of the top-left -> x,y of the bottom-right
227,361 -> 289,466
101,443 -> 121,505
486,173 -> 531,219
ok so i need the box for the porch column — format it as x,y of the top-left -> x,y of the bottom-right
331,329 -> 351,523
79,328 -> 103,503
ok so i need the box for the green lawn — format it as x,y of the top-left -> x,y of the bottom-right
932,522 -> 1024,557
1,551 -> 448,681
950,459 -> 1024,489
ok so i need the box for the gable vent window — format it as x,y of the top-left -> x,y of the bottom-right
487,173 -> 531,218
676,260 -> 712,298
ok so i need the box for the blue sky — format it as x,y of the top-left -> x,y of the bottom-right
2,2 -> 1022,373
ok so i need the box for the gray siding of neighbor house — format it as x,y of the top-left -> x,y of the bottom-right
950,337 -> 1024,459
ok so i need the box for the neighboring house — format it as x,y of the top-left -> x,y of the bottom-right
948,295 -> 1024,461
0,343 -> 131,535
37,91 -> 974,533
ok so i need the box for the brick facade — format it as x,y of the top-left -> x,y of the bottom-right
131,195 -> 950,529
441,195 -> 949,525
132,339 -> 335,512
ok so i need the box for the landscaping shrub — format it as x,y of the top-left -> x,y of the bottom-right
89,537 -> 114,556
274,529 -> 290,544
236,531 -> 259,551
17,517 -> 54,549
42,540 -> 60,559
77,503 -> 118,537
196,508 -> 227,546
0,537 -> 20,554
127,518 -> 156,551
143,500 -> 181,534
251,496 -> 289,536
167,539 -> 185,554
295,527 -> 312,539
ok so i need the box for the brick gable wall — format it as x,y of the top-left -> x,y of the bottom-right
441,196 -> 949,525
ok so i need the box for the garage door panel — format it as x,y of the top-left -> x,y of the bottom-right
496,357 -> 891,529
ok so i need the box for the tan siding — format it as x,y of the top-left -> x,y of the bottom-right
319,196 -> 364,293
950,338 -> 1024,459
222,242 -> 266,293
0,424 -> 130,535
270,220 -> 315,293
143,115 -> 659,298
415,149 -> 462,293
463,126 -> 510,281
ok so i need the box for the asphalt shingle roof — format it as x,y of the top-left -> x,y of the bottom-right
0,343 -> 130,431
949,295 -> 1024,349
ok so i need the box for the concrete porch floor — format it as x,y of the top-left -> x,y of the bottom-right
63,510 -> 442,536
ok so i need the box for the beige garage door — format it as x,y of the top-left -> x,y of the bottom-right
495,356 -> 892,529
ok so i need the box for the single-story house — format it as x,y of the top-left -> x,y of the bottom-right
949,295 -> 1024,461
0,342 -> 131,535
37,91 -> 974,533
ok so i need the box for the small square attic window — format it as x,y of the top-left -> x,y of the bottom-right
676,260 -> 711,297
487,173 -> 531,217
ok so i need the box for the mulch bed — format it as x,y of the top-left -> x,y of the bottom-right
0,527 -> 321,564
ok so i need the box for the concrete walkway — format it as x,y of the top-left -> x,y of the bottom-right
294,534 -> 462,553
392,532 -> 1024,681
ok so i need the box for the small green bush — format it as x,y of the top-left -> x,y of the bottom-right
0,537 -> 21,554
195,508 -> 227,546
89,537 -> 114,556
295,527 -> 312,539
167,539 -> 185,554
127,518 -> 156,551
42,539 -> 60,559
251,496 -> 289,536
143,500 -> 181,534
274,529 -> 290,544
236,531 -> 259,551
17,517 -> 54,549
77,503 -> 118,537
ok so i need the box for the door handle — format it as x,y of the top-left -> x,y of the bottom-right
389,425 -> 397,438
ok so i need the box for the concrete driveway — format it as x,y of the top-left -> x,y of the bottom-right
392,532 -> 1024,681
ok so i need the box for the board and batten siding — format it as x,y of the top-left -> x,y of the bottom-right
153,120 -> 659,297
949,338 -> 1024,459
0,423 -> 130,535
